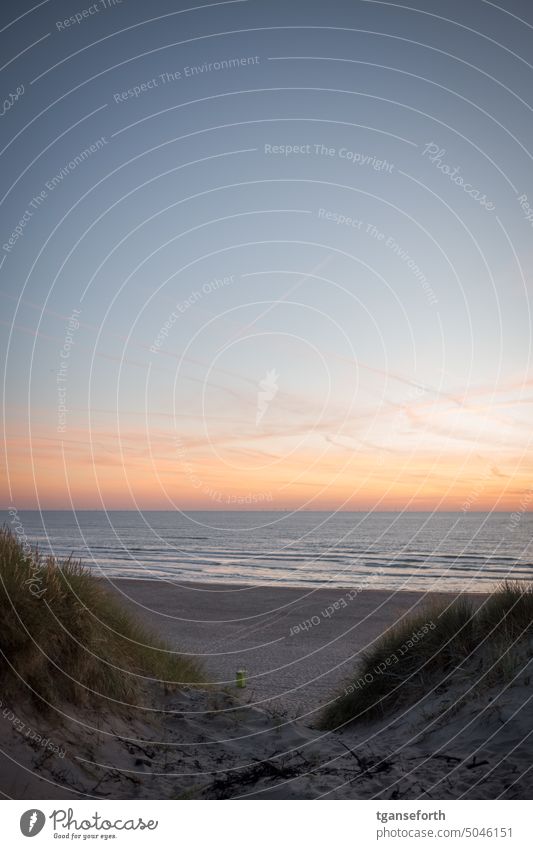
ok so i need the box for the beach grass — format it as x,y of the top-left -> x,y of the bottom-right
320,581 -> 533,730
0,527 -> 203,709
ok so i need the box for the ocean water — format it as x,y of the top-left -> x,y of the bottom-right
2,510 -> 532,592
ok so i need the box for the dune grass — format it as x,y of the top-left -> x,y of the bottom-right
0,527 -> 203,709
320,581 -> 533,730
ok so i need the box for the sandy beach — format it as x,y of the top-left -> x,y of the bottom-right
1,556 -> 530,800
106,580 -> 472,718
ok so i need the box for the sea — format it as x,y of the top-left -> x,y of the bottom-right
2,510 -> 532,593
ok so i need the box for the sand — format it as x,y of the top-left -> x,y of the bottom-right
1,661 -> 530,800
105,580 -> 462,717
1,580 -> 530,800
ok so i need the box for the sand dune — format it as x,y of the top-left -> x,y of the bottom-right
1,582 -> 529,800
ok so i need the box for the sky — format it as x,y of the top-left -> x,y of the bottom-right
1,0 -> 533,511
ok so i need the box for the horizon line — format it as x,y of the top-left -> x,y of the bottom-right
2,508 -> 530,514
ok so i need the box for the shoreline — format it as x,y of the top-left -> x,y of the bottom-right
101,576 -> 492,594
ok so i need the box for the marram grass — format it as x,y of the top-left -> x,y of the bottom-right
0,527 -> 203,709
320,581 -> 533,730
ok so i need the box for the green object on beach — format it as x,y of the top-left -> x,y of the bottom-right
236,669 -> 247,688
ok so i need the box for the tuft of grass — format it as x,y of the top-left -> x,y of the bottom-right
0,527 -> 203,710
476,580 -> 533,641
320,581 -> 533,730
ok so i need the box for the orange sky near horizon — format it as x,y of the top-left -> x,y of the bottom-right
3,319 -> 533,512
3,397 -> 533,512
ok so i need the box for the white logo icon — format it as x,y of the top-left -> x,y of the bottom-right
256,369 -> 279,425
